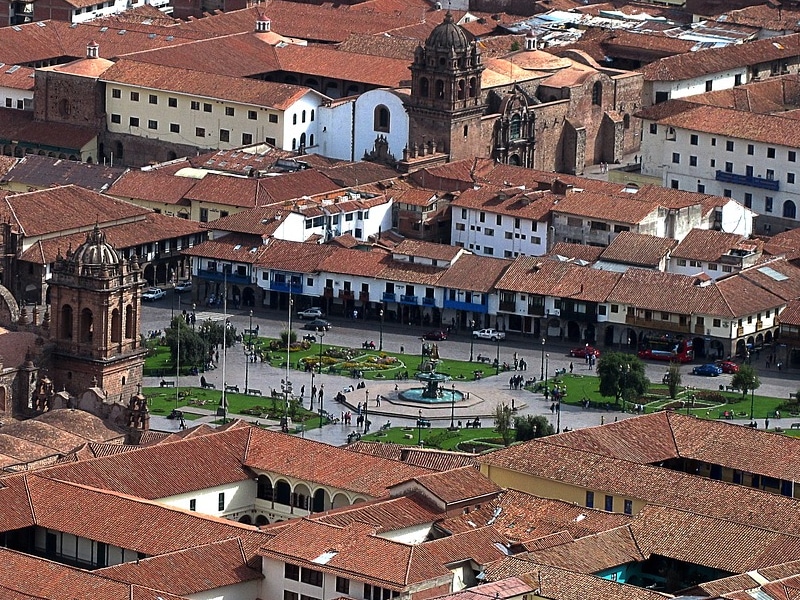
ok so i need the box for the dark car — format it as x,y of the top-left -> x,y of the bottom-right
692,363 -> 723,377
569,345 -> 601,359
303,318 -> 331,331
423,330 -> 448,341
717,360 -> 740,374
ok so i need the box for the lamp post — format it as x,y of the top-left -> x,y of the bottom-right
363,399 -> 368,434
750,384 -> 755,420
244,309 -> 253,393
545,353 -> 549,395
540,338 -> 546,380
379,308 -> 384,351
619,363 -> 630,413
556,388 -> 561,433
449,383 -> 456,430
469,319 -> 475,362
417,409 -> 423,445
318,328 -> 325,374
191,303 -> 196,330
495,335 -> 501,376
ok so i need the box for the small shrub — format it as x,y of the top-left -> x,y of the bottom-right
695,390 -> 727,405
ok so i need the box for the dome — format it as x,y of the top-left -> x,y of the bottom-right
71,224 -> 119,266
425,11 -> 469,53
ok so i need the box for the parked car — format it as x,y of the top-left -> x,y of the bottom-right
423,330 -> 448,341
297,307 -> 324,320
717,360 -> 740,374
692,363 -> 723,377
303,318 -> 331,331
142,287 -> 166,301
473,328 -> 505,341
174,281 -> 192,293
569,345 -> 601,358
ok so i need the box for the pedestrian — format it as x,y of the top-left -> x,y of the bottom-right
311,385 -> 317,402
375,393 -> 380,407
569,362 -> 574,374
601,415 -> 605,425
300,385 -> 305,399
766,417 -> 770,430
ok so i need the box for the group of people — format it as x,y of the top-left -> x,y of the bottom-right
509,374 -> 527,389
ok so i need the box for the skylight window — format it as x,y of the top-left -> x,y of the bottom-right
758,266 -> 788,281
312,550 -> 338,564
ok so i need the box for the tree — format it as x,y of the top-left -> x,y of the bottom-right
597,352 -> 649,409
665,362 -> 682,399
732,364 -> 760,397
164,317 -> 208,369
493,403 -> 514,447
280,329 -> 298,347
514,415 -> 555,441
198,318 -> 237,350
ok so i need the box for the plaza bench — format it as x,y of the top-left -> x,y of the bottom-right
201,381 -> 216,389
791,423 -> 800,430
160,380 -> 175,388
246,388 -> 262,396
225,384 -> 240,393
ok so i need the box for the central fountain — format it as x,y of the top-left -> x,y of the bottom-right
398,345 -> 464,404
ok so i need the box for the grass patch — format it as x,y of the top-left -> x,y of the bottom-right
362,426 -> 498,450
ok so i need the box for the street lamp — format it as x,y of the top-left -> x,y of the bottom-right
417,409 -> 423,445
318,328 -> 325,374
619,363 -> 630,413
363,399 -> 369,434
469,320 -> 475,362
191,303 -> 196,330
556,389 -> 561,433
379,308 -> 384,351
540,338 -> 546,380
449,383 -> 456,430
495,335 -> 501,376
750,382 -> 755,420
545,353 -> 549,396
244,309 -> 253,393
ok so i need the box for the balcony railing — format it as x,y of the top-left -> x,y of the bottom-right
382,292 -> 396,303
359,292 -> 370,303
338,290 -> 355,300
715,170 -> 779,191
527,305 -> 545,316
422,297 -> 436,306
272,280 -> 303,294
499,301 -> 516,312
323,287 -> 334,298
400,294 -> 419,305
198,269 -> 250,285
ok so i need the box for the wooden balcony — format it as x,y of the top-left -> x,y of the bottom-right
338,290 -> 355,300
359,292 -> 370,303
625,315 -> 689,333
323,287 -> 334,298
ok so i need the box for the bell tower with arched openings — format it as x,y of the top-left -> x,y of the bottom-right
406,11 -> 486,162
49,224 -> 146,401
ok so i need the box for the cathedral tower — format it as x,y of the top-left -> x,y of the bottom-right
406,11 -> 486,161
49,225 -> 146,400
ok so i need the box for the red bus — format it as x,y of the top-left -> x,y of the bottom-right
637,337 -> 693,363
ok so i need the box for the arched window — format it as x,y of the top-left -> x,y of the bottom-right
510,114 -> 521,140
310,109 -> 315,121
623,114 -> 631,129
309,134 -> 314,146
302,110 -> 306,123
435,79 -> 445,99
420,77 -> 429,97
125,305 -> 133,339
61,305 -> 73,340
111,308 -> 121,343
374,105 -> 390,133
292,138 -> 297,150
292,114 -> 297,125
592,81 -> 602,106
257,475 -> 274,500
300,132 -> 306,147
80,308 -> 93,343
469,77 -> 478,98
457,79 -> 465,100
783,200 -> 797,219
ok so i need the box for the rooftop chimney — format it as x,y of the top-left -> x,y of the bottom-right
86,41 -> 99,59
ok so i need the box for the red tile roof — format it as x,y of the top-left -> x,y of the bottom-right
0,106 -> 96,152
106,169 -> 197,205
436,254 -> 511,293
102,59 -> 315,110
495,258 -> 621,302
671,228 -> 758,262
598,232 -> 677,268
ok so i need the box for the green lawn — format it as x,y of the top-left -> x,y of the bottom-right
362,425 -> 503,452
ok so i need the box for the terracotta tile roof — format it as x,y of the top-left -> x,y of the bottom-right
713,273 -> 786,318
484,562 -> 671,600
320,161 -> 401,188
735,257 -> 800,302
391,187 -> 440,208
480,436 -> 800,535
96,538 -> 262,595
329,233 -> 361,248
598,232 -> 677,268
442,489 -> 630,544
548,242 -> 604,262
527,525 -> 644,573
256,238 -> 337,273
629,505 -> 800,572
101,59 -> 315,110
187,145 -> 306,175
0,107 -> 96,152
316,246 -> 387,277
19,213 -> 205,265
436,254 -> 511,293
639,33 -> 800,81
0,184 -> 148,238
671,228 -> 756,262
779,299 -> 800,326
313,494 -> 443,531
393,239 -> 462,262
399,466 -> 501,505
0,64 -> 34,89
3,154 -> 124,192
106,169 -> 197,205
690,572 -> 761,597
638,100 -> 800,147
346,441 -> 479,470
336,33 -> 420,61
495,258 -> 621,302
451,185 -> 556,222
244,427 -> 432,497
274,43 -> 412,88
764,226 -> 800,261
550,191 -> 661,225
201,206 -> 287,238
377,256 -> 447,286
430,577 -> 534,600
119,32 -> 282,78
